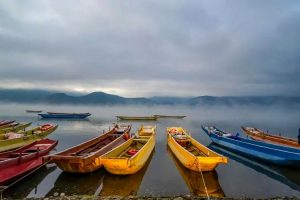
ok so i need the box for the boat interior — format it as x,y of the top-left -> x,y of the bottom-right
173,135 -> 208,157
105,138 -> 148,158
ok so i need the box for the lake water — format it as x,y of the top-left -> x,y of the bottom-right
1,103 -> 300,198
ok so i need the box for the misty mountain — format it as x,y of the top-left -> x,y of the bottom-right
0,89 -> 299,106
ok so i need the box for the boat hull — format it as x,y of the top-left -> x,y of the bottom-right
0,139 -> 57,185
102,136 -> 155,175
38,113 -> 91,119
167,133 -> 227,172
202,126 -> 300,167
242,126 -> 300,148
116,116 -> 158,120
0,125 -> 58,152
50,125 -> 131,173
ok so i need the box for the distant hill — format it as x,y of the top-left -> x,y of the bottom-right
0,89 -> 299,106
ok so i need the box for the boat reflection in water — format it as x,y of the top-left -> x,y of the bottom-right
46,169 -> 106,197
100,151 -> 154,196
167,147 -> 225,197
3,164 -> 56,199
209,144 -> 300,191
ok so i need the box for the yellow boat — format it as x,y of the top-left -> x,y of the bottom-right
0,122 -> 32,134
100,151 -> 153,196
167,127 -> 228,171
137,125 -> 156,137
101,126 -> 155,175
167,147 -> 224,197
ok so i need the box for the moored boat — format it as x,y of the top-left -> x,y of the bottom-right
0,124 -> 58,152
202,126 -> 300,166
154,115 -> 186,119
101,126 -> 156,175
0,120 -> 15,128
167,147 -> 225,197
167,127 -> 227,172
26,110 -> 42,113
137,125 -> 156,137
39,112 -> 91,119
116,116 -> 158,121
242,126 -> 300,148
0,138 -> 58,185
49,124 -> 131,173
0,122 -> 32,134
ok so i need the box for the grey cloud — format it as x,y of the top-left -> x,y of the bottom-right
0,0 -> 299,96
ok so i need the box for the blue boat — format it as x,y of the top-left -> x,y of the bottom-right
38,112 -> 91,119
202,126 -> 300,167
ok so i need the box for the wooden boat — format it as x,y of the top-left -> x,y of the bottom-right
0,122 -> 32,134
0,120 -> 15,128
242,126 -> 300,148
50,124 -> 132,173
202,126 -> 300,166
0,138 -> 58,185
167,127 -> 227,172
116,116 -> 158,121
0,124 -> 58,152
100,152 -> 153,197
26,110 -> 42,113
0,122 -> 19,130
101,127 -> 156,175
154,115 -> 186,119
39,112 -> 91,119
137,125 -> 156,136
167,147 -> 224,197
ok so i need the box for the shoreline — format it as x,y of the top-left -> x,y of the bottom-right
7,195 -> 300,200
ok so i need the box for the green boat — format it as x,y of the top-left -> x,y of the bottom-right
0,124 -> 58,152
0,122 -> 32,134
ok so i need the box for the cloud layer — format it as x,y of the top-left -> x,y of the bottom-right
0,0 -> 299,97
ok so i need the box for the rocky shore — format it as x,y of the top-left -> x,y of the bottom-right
5,194 -> 300,200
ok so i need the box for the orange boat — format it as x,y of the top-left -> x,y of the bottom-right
50,124 -> 131,173
242,126 -> 300,148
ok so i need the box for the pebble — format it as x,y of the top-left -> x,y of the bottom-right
53,192 -> 59,197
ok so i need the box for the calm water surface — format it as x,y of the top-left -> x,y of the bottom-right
1,104 -> 300,198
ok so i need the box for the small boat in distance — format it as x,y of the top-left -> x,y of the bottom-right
50,124 -> 132,173
154,115 -> 186,119
0,138 -> 57,185
39,112 -> 91,119
202,126 -> 300,166
102,125 -> 156,175
242,126 -> 300,149
167,127 -> 227,171
26,110 -> 42,113
116,116 -> 158,121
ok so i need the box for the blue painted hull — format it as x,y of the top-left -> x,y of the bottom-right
202,126 -> 300,167
38,113 -> 91,119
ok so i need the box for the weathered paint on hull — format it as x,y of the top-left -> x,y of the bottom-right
102,136 -> 155,175
167,134 -> 226,171
0,125 -> 58,152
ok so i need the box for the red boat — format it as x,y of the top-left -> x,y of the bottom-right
0,138 -> 58,185
0,120 -> 15,127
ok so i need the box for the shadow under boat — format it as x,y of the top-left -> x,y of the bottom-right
208,143 -> 300,191
100,150 -> 155,197
166,147 -> 225,198
46,168 -> 106,197
2,164 -> 57,199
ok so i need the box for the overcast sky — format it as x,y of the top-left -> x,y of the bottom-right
0,1 -> 299,97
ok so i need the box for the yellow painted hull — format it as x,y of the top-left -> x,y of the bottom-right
138,125 -> 156,137
102,136 -> 155,175
167,128 -> 227,172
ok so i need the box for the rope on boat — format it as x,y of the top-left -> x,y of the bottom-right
194,157 -> 210,200
0,160 -> 52,199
